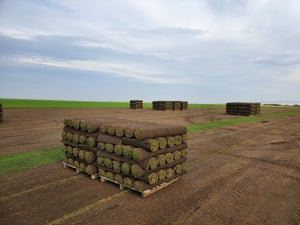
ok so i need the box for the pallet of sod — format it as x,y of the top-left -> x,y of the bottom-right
130,100 -> 143,109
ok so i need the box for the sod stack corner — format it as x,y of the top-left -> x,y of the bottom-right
153,101 -> 188,111
61,117 -> 188,194
130,100 -> 143,109
226,102 -> 261,116
0,103 -> 2,122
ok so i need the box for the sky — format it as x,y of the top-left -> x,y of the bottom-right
0,0 -> 300,104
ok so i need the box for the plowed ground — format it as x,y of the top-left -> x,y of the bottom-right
0,107 -> 299,225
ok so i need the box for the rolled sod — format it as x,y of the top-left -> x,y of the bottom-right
86,137 -> 96,147
66,132 -> 73,142
79,135 -> 87,144
133,181 -> 148,192
132,148 -> 153,161
80,162 -> 86,171
122,146 -> 133,159
122,138 -> 159,152
115,174 -> 123,184
61,131 -> 66,140
72,134 -> 79,144
79,150 -> 87,160
157,154 -> 167,166
73,119 -> 80,130
157,170 -> 166,181
86,165 -> 97,175
107,125 -> 116,136
174,135 -> 183,145
85,151 -> 96,163
73,160 -> 79,168
105,171 -> 115,181
114,144 -> 123,156
134,125 -> 187,140
121,162 -> 131,175
166,168 -> 175,178
63,118 -> 69,126
67,118 -> 73,128
124,127 -> 134,138
97,133 -> 122,145
98,168 -> 106,177
68,157 -> 74,166
149,157 -> 158,170
67,146 -> 73,155
124,177 -> 134,188
182,133 -> 188,144
131,164 -> 146,178
167,136 -> 175,147
167,143 -> 188,153
174,164 -> 182,174
99,124 -> 108,134
181,149 -> 188,158
86,121 -> 101,132
173,151 -> 181,161
104,158 -> 113,168
105,143 -> 114,153
62,156 -> 68,163
147,173 -> 158,185
115,126 -> 125,137
112,160 -> 121,173
97,157 -> 105,167
80,120 -> 87,132
157,137 -> 167,149
182,162 -> 187,170
97,142 -> 105,150
166,153 -> 174,164
72,147 -> 79,157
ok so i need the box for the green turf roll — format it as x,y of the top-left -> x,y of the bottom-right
115,174 -> 123,184
97,157 -> 105,166
147,173 -> 158,185
157,137 -> 167,149
62,156 -> 68,163
174,135 -> 183,145
122,138 -> 159,152
124,177 -> 133,188
121,162 -> 131,175
98,168 -> 105,177
86,121 -> 100,132
66,132 -> 73,142
79,135 -> 87,144
73,120 -> 80,130
174,164 -> 182,174
166,168 -> 175,178
80,120 -> 87,132
182,162 -> 187,170
67,118 -> 73,128
157,154 -> 166,166
80,162 -> 86,171
86,137 -> 96,147
115,127 -> 124,137
61,131 -> 67,140
99,124 -> 108,134
63,145 -> 68,153
97,142 -> 105,150
86,165 -> 97,175
122,146 -> 133,159
157,170 -> 166,181
173,151 -> 181,161
68,157 -> 74,166
124,127 -> 134,138
85,151 -> 96,163
79,150 -> 87,160
72,147 -> 79,157
132,147 -> 152,161
148,139 -> 159,152
133,181 -> 148,192
181,149 -> 188,158
166,153 -> 174,164
112,160 -> 121,173
167,136 -> 175,147
105,143 -> 114,153
107,125 -> 116,135
114,144 -> 123,156
72,134 -> 79,144
105,171 -> 114,180
104,158 -> 113,168
63,118 -> 69,126
182,134 -> 188,143
73,160 -> 79,168
131,164 -> 145,178
67,146 -> 73,155
149,157 -> 158,170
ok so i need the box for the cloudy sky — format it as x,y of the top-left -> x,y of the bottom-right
0,0 -> 299,103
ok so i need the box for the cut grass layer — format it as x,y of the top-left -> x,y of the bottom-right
0,147 -> 64,175
186,111 -> 300,133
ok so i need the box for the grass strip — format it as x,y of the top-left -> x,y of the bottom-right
47,190 -> 129,225
186,111 -> 300,133
0,146 -> 64,175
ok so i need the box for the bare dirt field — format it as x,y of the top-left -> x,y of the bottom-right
0,107 -> 299,225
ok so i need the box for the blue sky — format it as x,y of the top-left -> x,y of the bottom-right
0,0 -> 300,103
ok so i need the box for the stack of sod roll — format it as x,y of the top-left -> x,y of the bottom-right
130,100 -> 143,109
0,103 -> 2,122
226,102 -> 261,116
153,101 -> 188,111
61,117 -> 188,192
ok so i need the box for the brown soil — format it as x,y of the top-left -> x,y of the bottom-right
0,106 -> 299,225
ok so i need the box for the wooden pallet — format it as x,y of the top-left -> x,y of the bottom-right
62,162 -> 98,180
100,176 -> 180,198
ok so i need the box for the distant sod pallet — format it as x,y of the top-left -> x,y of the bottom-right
62,162 -> 98,179
130,100 -> 143,110
152,101 -> 188,111
226,102 -> 260,116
